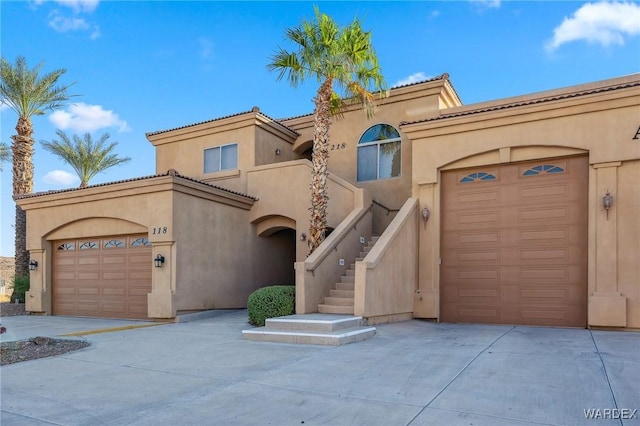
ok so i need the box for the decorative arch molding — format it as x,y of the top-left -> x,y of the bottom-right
45,217 -> 148,241
292,139 -> 313,158
439,145 -> 588,172
254,215 -> 297,237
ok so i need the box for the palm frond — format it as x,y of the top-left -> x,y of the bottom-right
0,56 -> 76,119
41,130 -> 130,187
0,142 -> 10,171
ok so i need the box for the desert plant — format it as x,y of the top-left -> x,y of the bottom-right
247,285 -> 295,326
40,131 -> 131,188
11,275 -> 29,303
1,56 -> 75,276
268,7 -> 386,254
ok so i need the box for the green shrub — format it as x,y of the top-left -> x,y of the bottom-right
247,285 -> 295,326
11,275 -> 30,303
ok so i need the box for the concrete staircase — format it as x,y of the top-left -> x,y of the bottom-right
242,314 -> 376,346
317,236 -> 379,315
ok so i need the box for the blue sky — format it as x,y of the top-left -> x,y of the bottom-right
1,0 -> 639,256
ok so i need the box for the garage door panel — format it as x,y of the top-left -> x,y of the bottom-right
53,234 -> 151,319
129,271 -> 151,280
55,256 -> 76,267
444,245 -> 584,267
128,253 -> 151,264
101,303 -> 126,314
103,271 -> 127,280
77,286 -> 99,296
102,255 -> 126,265
441,157 -> 588,327
444,230 -> 501,247
518,182 -> 569,201
78,272 -> 99,280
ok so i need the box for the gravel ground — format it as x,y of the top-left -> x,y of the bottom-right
0,302 -> 27,317
0,302 -> 91,365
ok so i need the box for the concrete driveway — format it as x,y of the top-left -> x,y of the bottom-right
1,310 -> 638,426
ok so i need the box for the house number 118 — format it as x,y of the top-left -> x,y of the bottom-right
152,227 -> 168,234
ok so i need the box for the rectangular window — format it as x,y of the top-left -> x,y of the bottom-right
357,145 -> 378,181
204,143 -> 238,173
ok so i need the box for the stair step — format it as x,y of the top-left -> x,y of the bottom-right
336,282 -> 355,291
345,270 -> 355,277
318,304 -> 354,315
264,314 -> 362,332
323,296 -> 354,306
340,276 -> 354,284
242,326 -> 376,346
330,289 -> 354,298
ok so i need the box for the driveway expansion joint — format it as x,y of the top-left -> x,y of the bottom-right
406,325 -> 516,426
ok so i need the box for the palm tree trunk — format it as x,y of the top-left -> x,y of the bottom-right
308,79 -> 333,254
12,116 -> 34,277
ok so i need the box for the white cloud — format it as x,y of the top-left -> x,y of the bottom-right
90,25 -> 101,39
43,170 -> 79,187
393,72 -> 433,87
54,0 -> 99,14
470,0 -> 501,9
546,1 -> 640,51
49,103 -> 131,133
38,0 -> 100,38
48,12 -> 89,32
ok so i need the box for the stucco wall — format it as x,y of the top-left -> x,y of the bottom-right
355,198 -> 418,323
254,122 -> 299,167
282,78 -> 456,234
405,75 -> 640,328
150,111 -> 298,195
18,178 -> 175,315
247,160 -> 359,261
617,160 -> 640,327
171,191 -> 295,312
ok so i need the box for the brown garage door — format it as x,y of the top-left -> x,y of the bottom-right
52,234 -> 152,319
441,156 -> 588,327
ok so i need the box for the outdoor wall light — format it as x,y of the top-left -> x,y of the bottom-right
603,190 -> 613,220
29,260 -> 38,271
154,254 -> 165,268
421,207 -> 430,223
300,233 -> 307,241
275,148 -> 281,156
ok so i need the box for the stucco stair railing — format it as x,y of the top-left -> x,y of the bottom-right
318,236 -> 380,315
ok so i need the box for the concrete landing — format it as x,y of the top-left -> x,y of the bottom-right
242,314 -> 376,345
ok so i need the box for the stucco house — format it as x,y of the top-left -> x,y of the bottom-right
17,72 -> 640,329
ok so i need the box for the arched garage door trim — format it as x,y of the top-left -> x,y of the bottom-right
45,217 -> 148,241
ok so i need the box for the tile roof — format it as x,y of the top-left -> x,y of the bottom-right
401,79 -> 640,126
278,73 -> 455,122
145,108 -> 298,137
14,170 -> 257,201
389,72 -> 450,90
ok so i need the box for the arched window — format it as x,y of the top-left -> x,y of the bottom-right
523,164 -> 565,176
357,124 -> 401,181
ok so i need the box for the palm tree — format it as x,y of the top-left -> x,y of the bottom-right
268,7 -> 387,254
41,131 -> 131,188
0,56 -> 75,277
0,143 -> 10,171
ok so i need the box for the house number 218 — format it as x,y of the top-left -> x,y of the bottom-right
152,227 -> 168,234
